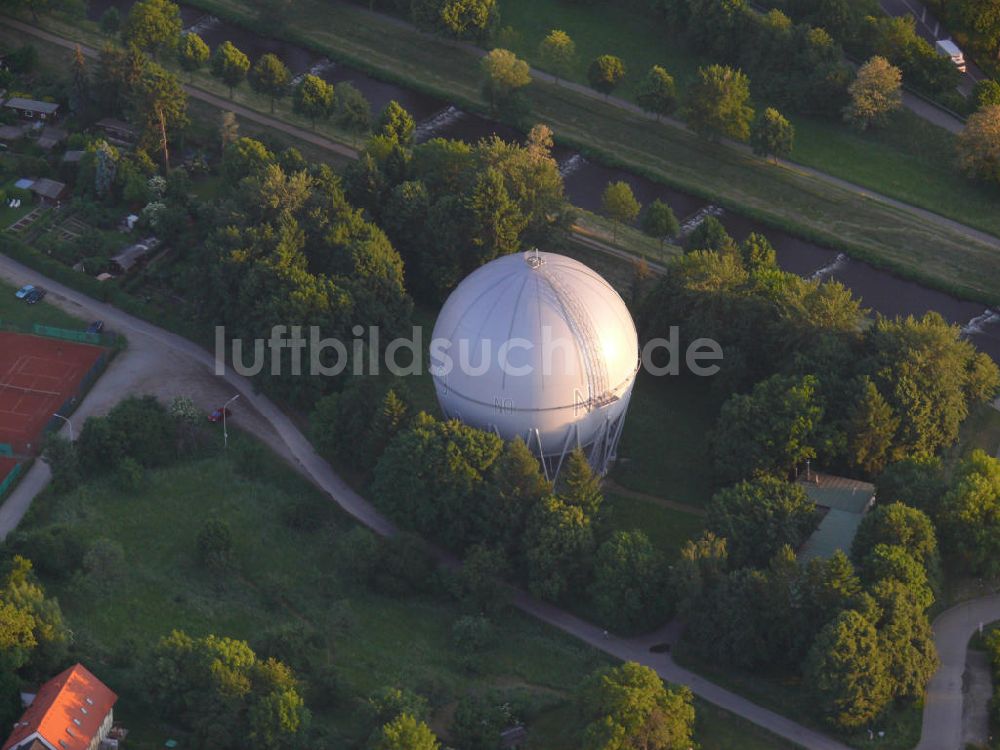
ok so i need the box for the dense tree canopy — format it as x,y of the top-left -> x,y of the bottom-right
684,64 -> 754,141
538,29 -> 577,82
957,105 -> 1000,184
707,477 -> 818,568
122,0 -> 182,57
212,40 -> 250,97
843,56 -> 902,130
804,609 -> 891,728
578,662 -> 696,750
249,53 -> 291,113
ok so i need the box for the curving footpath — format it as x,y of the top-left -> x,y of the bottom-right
917,594 -> 1000,750
0,251 -> 852,750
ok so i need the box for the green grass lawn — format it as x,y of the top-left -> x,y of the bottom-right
613,372 -> 722,507
0,278 -> 88,329
10,433 -> 797,749
605,491 -> 706,556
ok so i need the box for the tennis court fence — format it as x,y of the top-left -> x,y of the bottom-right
0,319 -> 119,348
0,463 -> 23,499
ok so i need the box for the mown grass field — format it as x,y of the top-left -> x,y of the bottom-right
613,372 -> 722,507
9,433 -> 799,749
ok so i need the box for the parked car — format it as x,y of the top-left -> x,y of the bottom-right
14,284 -> 34,299
208,406 -> 231,423
86,321 -> 105,334
25,288 -> 47,305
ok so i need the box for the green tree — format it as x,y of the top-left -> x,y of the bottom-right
640,199 -> 679,248
293,73 -> 334,128
480,48 -> 531,111
844,376 -> 899,476
939,450 -> 1000,575
219,110 -> 240,153
559,447 -> 603,517
468,166 -> 527,263
477,437 -> 551,556
707,477 -> 818,568
590,531 -> 666,631
636,65 -> 678,119
869,578 -> 938,700
578,662 -> 696,750
866,313 -> 999,459
42,434 -> 79,492
601,180 -> 641,240
877,457 -> 945,515
804,609 -> 892,728
957,105 -> 1000,184
249,53 -> 290,113
852,502 -> 937,567
958,0 -> 1000,61
99,6 -> 121,34
372,713 -> 440,750
860,543 -> 934,611
538,29 -> 576,83
451,544 -> 509,615
685,214 -> 737,254
749,107 -> 794,161
334,82 -> 371,145
197,518 -> 234,571
178,31 -> 209,82
129,62 -> 189,169
684,64 -> 754,141
69,45 -> 89,114
122,0 -> 182,57
212,40 -> 250,98
523,495 -> 595,601
372,413 -> 504,549
667,532 -> 728,617
739,232 -> 776,269
0,556 -> 68,673
376,100 -> 416,144
973,79 -> 1000,110
712,373 -> 823,482
844,56 -> 902,131
588,54 -> 626,98
439,0 -> 496,40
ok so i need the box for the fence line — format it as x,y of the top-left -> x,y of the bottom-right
0,319 -> 119,348
0,463 -> 23,499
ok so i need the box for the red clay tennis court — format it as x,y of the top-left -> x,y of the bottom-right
0,332 -> 106,454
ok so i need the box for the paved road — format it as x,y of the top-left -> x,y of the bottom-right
916,593 -> 1000,750
0,252 -> 852,750
878,0 -> 988,92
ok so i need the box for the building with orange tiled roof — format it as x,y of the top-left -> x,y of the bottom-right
1,664 -> 117,750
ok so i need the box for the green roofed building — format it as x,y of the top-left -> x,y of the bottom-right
797,472 -> 875,562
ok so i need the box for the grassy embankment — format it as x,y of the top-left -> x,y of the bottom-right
143,0 -> 1000,304
11,432 -> 797,750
